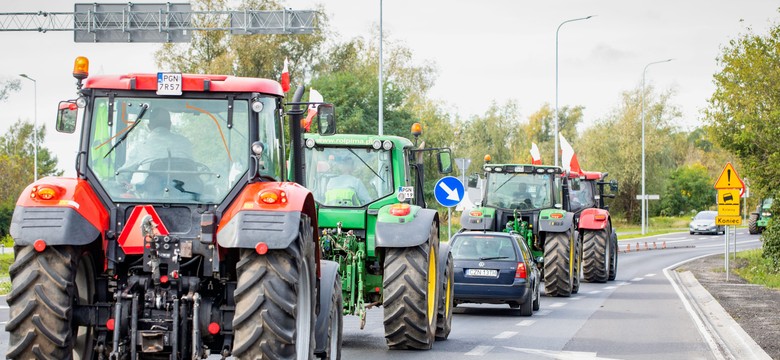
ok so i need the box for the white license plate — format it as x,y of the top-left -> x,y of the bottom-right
157,72 -> 182,95
465,269 -> 498,277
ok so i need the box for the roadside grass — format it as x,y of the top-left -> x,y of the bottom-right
614,216 -> 691,240
0,252 -> 13,295
733,249 -> 780,289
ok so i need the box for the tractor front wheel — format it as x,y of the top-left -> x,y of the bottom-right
748,214 -> 759,234
232,215 -> 316,360
543,231 -> 575,297
383,225 -> 439,349
435,250 -> 454,341
6,245 -> 96,360
582,229 -> 609,283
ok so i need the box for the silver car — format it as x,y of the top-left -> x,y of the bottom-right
689,210 -> 725,235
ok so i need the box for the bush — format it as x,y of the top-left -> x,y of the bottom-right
762,203 -> 780,272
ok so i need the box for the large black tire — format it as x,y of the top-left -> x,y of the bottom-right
543,231 -> 575,297
317,274 -> 343,359
435,250 -> 454,341
748,214 -> 759,234
532,281 -> 540,311
582,229 -> 609,283
608,231 -> 618,281
6,245 -> 96,360
383,225 -> 439,350
232,215 -> 316,360
519,289 -> 533,316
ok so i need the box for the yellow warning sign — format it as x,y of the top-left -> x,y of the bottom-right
718,204 -> 740,217
713,162 -> 744,190
718,189 -> 740,206
716,216 -> 741,226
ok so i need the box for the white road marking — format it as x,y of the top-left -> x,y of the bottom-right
0,305 -> 8,310
569,296 -> 583,300
504,346 -> 623,359
549,302 -> 567,308
658,236 -> 687,240
617,281 -> 631,286
603,286 -> 616,290
465,345 -> 494,356
494,331 -> 518,339
516,319 -> 536,326
536,309 -> 552,316
588,290 -> 601,294
698,237 -> 708,240
646,273 -> 656,277
631,277 -> 644,282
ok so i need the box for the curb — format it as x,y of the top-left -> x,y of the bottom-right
669,268 -> 771,360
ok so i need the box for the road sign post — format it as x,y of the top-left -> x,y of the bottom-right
714,162 -> 744,281
435,176 -> 465,241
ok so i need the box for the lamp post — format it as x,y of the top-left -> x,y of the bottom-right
19,74 -> 37,182
378,0 -> 384,135
555,15 -> 594,167
641,59 -> 672,235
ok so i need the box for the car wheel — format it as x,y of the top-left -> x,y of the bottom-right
519,291 -> 533,316
532,281 -> 540,311
689,231 -> 695,235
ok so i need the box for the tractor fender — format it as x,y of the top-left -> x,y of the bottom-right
217,182 -> 318,249
314,259 -> 340,355
10,177 -> 108,246
459,207 -> 496,231
578,208 -> 610,230
375,207 -> 439,248
537,212 -> 575,233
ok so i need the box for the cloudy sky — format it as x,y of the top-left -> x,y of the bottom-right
1,0 -> 777,177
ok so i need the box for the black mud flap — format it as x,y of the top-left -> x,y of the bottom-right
10,206 -> 100,246
217,210 -> 301,249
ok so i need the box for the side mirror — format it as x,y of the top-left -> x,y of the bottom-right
316,103 -> 336,135
609,179 -> 618,192
437,150 -> 453,174
56,101 -> 78,134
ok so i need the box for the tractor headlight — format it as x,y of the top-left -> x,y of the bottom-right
76,96 -> 87,108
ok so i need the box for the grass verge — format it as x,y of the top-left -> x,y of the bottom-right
0,252 -> 13,296
733,248 -> 780,289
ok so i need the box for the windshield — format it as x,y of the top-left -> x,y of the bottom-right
452,234 -> 517,261
695,211 -> 717,220
763,198 -> 774,208
484,172 -> 554,210
88,96 -> 278,204
304,146 -> 393,207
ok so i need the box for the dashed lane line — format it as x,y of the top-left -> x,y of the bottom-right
603,286 -> 616,290
516,319 -> 536,326
494,331 -> 518,339
549,302 -> 567,308
631,277 -> 644,282
465,345 -> 494,356
646,273 -> 657,277
535,309 -> 552,316
617,281 -> 631,286
588,290 -> 602,294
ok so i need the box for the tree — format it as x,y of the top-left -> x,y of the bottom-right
0,78 -> 21,102
706,19 -> 780,270
658,164 -> 716,216
578,85 -> 683,222
0,121 -> 62,202
523,103 -> 583,164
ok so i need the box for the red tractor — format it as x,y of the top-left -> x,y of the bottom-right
6,57 -> 343,359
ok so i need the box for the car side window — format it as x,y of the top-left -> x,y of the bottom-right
515,235 -> 532,262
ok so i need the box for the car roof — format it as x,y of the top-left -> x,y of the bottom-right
452,231 -> 515,240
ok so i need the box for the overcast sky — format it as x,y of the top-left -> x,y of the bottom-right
1,0 -> 778,177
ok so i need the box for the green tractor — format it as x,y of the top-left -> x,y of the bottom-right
749,198 -> 773,234
300,125 -> 455,349
461,162 -> 583,297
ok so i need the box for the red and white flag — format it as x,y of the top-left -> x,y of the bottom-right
280,57 -> 290,92
302,89 -> 323,132
559,134 -> 582,174
530,142 -> 542,165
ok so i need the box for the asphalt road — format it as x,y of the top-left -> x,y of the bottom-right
0,230 -> 763,360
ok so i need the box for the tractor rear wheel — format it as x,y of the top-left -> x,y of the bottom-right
317,274 -> 343,359
435,250 -> 454,341
383,225 -> 439,349
608,231 -> 618,281
748,214 -> 759,234
582,229 -> 609,283
6,245 -> 95,360
232,215 -> 316,360
544,231 -> 574,297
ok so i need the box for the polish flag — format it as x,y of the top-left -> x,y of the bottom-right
559,134 -> 582,174
302,89 -> 323,132
530,143 -> 542,165
280,57 -> 290,92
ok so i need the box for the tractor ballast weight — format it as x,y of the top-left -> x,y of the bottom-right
6,57 -> 343,359
303,129 -> 454,350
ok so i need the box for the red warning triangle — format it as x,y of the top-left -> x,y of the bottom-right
714,162 -> 744,190
117,205 -> 169,255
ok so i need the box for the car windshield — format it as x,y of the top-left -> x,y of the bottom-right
452,234 -> 517,261
303,146 -> 394,207
695,212 -> 717,220
484,172 -> 553,210
88,96 -> 279,204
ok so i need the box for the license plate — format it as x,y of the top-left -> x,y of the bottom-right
465,269 -> 498,277
157,72 -> 182,95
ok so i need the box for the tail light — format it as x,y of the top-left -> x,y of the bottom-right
594,214 -> 607,221
515,262 -> 527,279
257,190 -> 287,205
29,185 -> 62,201
389,203 -> 411,216
550,213 -> 564,219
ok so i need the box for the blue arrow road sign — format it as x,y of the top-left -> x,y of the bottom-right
434,176 -> 465,207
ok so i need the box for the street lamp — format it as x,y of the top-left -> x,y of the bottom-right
555,15 -> 594,167
19,74 -> 37,182
378,0 -> 384,135
641,59 -> 672,235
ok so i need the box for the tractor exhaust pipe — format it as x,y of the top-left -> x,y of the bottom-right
288,85 -> 306,185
